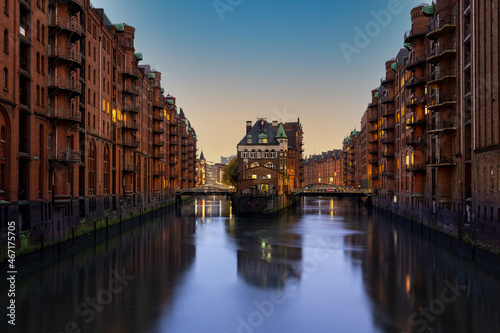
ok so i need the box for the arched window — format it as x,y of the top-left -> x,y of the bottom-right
36,85 -> 40,104
103,144 -> 110,194
39,125 -> 44,198
3,68 -> 7,90
36,20 -> 40,41
41,24 -> 45,44
36,52 -> 40,72
41,55 -> 45,74
41,87 -> 44,106
88,140 -> 96,195
0,125 -> 6,195
4,0 -> 8,14
3,29 -> 7,53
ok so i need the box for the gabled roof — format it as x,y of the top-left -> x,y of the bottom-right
238,120 -> 279,146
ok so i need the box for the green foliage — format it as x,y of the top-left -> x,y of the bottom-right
222,157 -> 238,187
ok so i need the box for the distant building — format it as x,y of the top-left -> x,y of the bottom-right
236,119 -> 289,195
197,151 -> 206,186
221,155 -> 236,165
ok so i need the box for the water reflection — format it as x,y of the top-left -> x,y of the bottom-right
2,197 -> 500,333
0,214 -> 196,333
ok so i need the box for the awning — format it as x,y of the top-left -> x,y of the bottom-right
112,23 -> 124,32
422,5 -> 434,17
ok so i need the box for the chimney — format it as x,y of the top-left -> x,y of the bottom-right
246,121 -> 252,133
272,120 -> 278,128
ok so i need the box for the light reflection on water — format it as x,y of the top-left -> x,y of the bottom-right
1,197 -> 500,333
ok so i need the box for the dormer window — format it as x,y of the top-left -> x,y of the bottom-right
246,134 -> 252,144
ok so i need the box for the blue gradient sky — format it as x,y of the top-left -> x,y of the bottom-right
92,0 -> 423,162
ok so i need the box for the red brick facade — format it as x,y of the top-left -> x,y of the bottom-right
0,0 -> 197,243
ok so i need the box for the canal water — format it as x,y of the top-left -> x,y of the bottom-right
2,197 -> 500,333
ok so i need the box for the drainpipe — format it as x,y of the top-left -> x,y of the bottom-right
98,27 -> 102,136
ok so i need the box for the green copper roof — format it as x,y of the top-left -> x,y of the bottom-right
275,124 -> 287,139
181,119 -> 186,123
404,42 -> 412,51
149,73 -> 155,79
247,134 -> 252,138
134,52 -> 143,61
258,133 -> 268,139
112,23 -> 124,32
167,100 -> 174,105
161,88 -> 165,93
391,62 -> 398,72
422,5 -> 434,16
375,92 -> 380,99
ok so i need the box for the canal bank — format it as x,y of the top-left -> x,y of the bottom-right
372,203 -> 500,268
0,196 -> 195,275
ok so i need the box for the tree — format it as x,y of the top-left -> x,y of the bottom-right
222,157 -> 238,188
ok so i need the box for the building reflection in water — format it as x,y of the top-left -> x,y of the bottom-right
345,210 -> 500,332
0,213 -> 196,333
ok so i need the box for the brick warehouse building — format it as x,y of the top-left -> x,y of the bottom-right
306,1 -> 500,251
0,0 -> 197,244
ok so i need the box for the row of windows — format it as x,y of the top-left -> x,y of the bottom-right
246,174 -> 272,180
477,166 -> 500,192
242,150 -> 281,159
249,162 -> 276,170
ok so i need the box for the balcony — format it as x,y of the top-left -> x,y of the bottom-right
122,67 -> 140,79
122,102 -> 140,114
121,120 -> 139,131
48,76 -> 82,94
49,150 -> 81,164
368,137 -> 378,144
381,93 -> 395,104
370,172 -> 379,180
49,16 -> 83,39
368,125 -> 378,133
369,148 -> 378,155
381,107 -> 395,117
406,163 -> 426,173
427,155 -> 457,167
153,126 -> 164,134
122,84 -> 139,96
427,16 -> 457,40
123,139 -> 139,148
123,164 -> 139,173
405,56 -> 426,71
427,93 -> 457,110
153,112 -> 164,122
368,100 -> 378,108
49,107 -> 81,122
382,149 -> 394,158
381,122 -> 394,131
427,67 -> 456,85
427,42 -> 456,63
381,76 -> 394,85
48,47 -> 83,67
153,152 -> 165,159
406,115 -> 426,127
153,171 -> 165,177
381,135 -> 394,144
428,120 -> 457,134
153,139 -> 165,147
169,159 -> 177,165
404,25 -> 427,42
152,102 -> 164,109
369,157 -> 379,165
67,0 -> 85,13
368,114 -> 378,123
382,170 -> 394,178
405,95 -> 426,108
405,75 -> 426,89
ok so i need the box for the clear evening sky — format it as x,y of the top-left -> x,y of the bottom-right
92,0 -> 422,163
